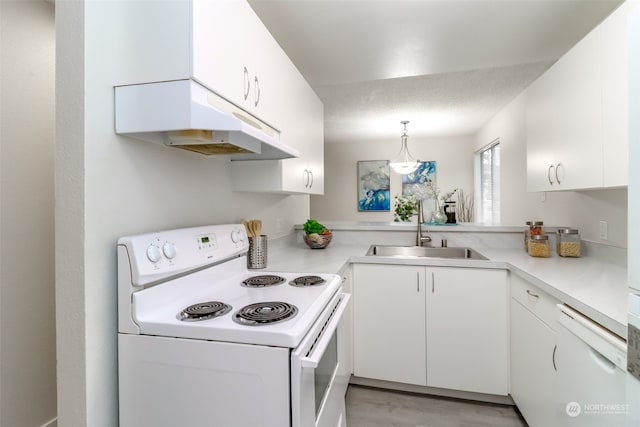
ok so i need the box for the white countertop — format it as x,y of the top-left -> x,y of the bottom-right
267,239 -> 628,339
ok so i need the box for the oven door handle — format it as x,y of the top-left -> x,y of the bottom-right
301,293 -> 351,368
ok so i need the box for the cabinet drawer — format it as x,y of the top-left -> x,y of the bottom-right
511,274 -> 559,330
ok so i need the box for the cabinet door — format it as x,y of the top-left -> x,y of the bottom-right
526,24 -> 602,191
352,264 -> 426,386
426,268 -> 508,395
279,68 -> 325,194
510,299 -> 557,427
526,71 -> 560,192
552,27 -> 602,190
192,0 -> 248,107
191,0 -> 281,126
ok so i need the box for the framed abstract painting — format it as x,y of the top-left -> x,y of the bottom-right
357,160 -> 390,211
402,161 -> 437,208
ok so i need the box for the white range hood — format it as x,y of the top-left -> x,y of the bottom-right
114,79 -> 299,160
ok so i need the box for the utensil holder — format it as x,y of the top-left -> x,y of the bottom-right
247,235 -> 267,269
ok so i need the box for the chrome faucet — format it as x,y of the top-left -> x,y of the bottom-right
416,200 -> 432,246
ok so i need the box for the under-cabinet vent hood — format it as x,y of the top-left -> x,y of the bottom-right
114,79 -> 299,160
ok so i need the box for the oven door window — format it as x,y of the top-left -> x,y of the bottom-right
314,330 -> 338,416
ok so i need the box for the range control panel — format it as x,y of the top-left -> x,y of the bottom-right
118,224 -> 248,287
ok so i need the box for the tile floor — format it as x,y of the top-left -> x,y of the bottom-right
345,385 -> 528,427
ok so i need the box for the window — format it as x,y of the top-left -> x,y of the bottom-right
476,140 -> 500,223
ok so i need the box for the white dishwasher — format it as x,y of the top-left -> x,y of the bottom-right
556,304 -> 628,427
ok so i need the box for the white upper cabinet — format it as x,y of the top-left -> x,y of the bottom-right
110,0 -> 324,193
112,0 -> 283,127
525,3 -> 633,191
230,60 -> 325,194
526,25 -> 602,192
191,0 -> 282,126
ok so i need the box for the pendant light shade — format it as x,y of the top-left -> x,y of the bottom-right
390,120 -> 420,174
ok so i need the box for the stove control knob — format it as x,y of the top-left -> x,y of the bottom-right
231,229 -> 246,243
146,244 -> 162,263
163,242 -> 177,259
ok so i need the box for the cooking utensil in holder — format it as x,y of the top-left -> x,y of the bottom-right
247,235 -> 267,269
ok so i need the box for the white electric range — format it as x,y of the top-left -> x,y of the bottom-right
117,224 -> 351,427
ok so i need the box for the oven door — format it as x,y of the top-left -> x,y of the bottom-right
291,290 -> 351,427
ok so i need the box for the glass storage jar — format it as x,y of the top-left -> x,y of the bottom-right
524,221 -> 533,251
557,228 -> 581,257
529,234 -> 550,258
530,221 -> 544,237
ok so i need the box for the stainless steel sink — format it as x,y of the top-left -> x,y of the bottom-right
366,245 -> 488,260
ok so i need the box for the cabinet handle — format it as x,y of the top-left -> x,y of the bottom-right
243,67 -> 250,101
431,272 -> 435,293
309,170 -> 314,188
303,169 -> 310,188
552,344 -> 557,372
417,272 -> 420,292
526,289 -> 539,299
555,162 -> 563,184
547,164 -> 555,185
254,76 -> 260,107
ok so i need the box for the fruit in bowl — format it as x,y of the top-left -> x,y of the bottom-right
302,219 -> 332,249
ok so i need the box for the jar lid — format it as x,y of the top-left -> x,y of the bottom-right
525,221 -> 533,225
533,221 -> 544,226
530,234 -> 549,241
557,228 -> 579,234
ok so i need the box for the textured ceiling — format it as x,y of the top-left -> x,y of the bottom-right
250,0 -> 623,142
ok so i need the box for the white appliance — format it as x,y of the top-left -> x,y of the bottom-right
114,79 -> 300,160
117,224 -> 350,427
627,293 -> 640,426
556,304 -> 628,427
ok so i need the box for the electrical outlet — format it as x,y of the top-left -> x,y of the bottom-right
599,221 -> 608,240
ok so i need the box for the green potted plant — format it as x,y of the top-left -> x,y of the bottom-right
302,219 -> 332,249
393,194 -> 419,222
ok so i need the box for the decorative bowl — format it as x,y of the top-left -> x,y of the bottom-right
303,232 -> 332,249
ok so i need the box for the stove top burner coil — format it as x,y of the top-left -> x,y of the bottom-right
289,275 -> 326,287
233,302 -> 298,326
242,275 -> 286,288
178,301 -> 232,322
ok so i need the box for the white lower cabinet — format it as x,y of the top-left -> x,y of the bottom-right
426,268 -> 508,395
509,275 -> 559,427
352,264 -> 427,386
352,264 -> 508,395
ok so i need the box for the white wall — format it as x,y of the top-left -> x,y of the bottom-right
473,90 -> 627,247
0,1 -> 57,426
56,2 -> 310,425
311,136 -> 474,222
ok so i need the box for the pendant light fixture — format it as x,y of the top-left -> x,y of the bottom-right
390,120 -> 420,174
